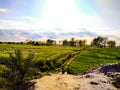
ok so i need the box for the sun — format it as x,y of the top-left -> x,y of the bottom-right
42,0 -> 79,28
36,0 -> 99,31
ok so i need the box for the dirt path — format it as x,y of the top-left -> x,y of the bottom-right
32,73 -> 116,90
64,50 -> 84,69
33,73 -> 83,90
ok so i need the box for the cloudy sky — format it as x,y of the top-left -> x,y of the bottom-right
0,0 -> 120,45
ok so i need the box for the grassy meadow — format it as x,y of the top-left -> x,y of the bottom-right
0,44 -> 120,74
0,44 -> 81,60
65,47 -> 120,74
0,44 -> 82,73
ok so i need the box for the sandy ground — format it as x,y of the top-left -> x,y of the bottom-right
32,64 -> 120,90
33,72 -> 116,90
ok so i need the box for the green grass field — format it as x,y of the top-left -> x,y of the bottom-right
0,44 -> 82,72
65,47 -> 120,74
1,44 -> 120,74
0,44 -> 80,59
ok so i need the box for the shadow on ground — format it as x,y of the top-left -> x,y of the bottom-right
16,82 -> 36,90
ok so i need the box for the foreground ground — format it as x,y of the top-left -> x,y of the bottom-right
33,63 -> 120,90
33,73 -> 115,90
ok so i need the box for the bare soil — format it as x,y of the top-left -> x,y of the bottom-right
32,63 -> 120,90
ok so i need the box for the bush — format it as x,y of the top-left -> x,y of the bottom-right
0,50 -> 40,89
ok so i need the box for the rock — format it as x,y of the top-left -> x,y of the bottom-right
107,72 -> 120,88
90,81 -> 99,85
112,76 -> 120,88
107,72 -> 120,78
84,63 -> 120,74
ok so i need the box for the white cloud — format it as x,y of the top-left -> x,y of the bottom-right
0,15 -> 119,40
0,8 -> 7,12
0,19 -> 31,30
23,16 -> 40,22
0,32 -> 27,42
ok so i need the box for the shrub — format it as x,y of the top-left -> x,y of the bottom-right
0,50 -> 40,89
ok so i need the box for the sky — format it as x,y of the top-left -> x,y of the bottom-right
0,0 -> 120,45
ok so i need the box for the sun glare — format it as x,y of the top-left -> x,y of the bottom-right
43,0 -> 78,28
40,0 -> 99,30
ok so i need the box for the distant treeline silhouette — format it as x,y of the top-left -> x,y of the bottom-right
0,36 -> 117,47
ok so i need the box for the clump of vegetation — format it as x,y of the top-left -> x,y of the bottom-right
0,50 -> 40,89
108,40 -> 116,48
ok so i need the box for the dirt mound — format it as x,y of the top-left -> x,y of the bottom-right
32,63 -> 120,90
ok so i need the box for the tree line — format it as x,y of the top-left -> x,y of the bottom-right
91,36 -> 116,48
0,36 -> 117,47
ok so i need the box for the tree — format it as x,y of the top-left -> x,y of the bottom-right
91,36 -> 108,47
46,39 -> 56,46
69,38 -> 76,46
78,40 -> 87,47
33,41 -> 40,46
78,40 -> 82,46
24,39 -> 32,44
81,40 -> 87,47
102,37 -> 108,48
108,40 -> 116,48
62,39 -> 68,46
